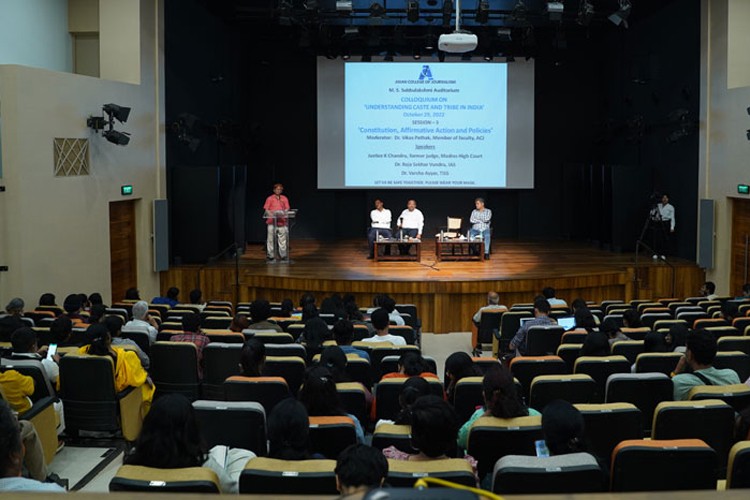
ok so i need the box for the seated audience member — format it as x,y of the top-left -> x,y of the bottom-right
381,351 -> 436,380
10,328 -> 59,384
574,308 -> 597,333
361,309 -> 406,346
126,393 -> 254,493
171,313 -> 211,378
665,323 -> 689,353
383,396 -> 478,484
301,303 -> 319,323
509,298 -> 556,356
377,376 -> 431,428
700,281 -> 718,301
0,400 -> 65,491
320,346 -> 373,408
298,366 -> 365,443
238,339 -> 265,377
49,317 -> 76,347
124,288 -> 141,301
333,320 -> 370,361
622,309 -> 643,329
672,329 -> 740,400
542,399 -> 601,460
0,299 -> 26,341
345,303 -> 374,338
88,293 -> 104,308
571,298 -> 588,315
299,292 -> 316,311
299,317 -> 330,362
186,289 -> 206,311
721,302 -> 739,323
445,352 -> 483,402
152,286 -> 180,308
279,298 -> 295,318
62,294 -> 85,326
86,304 -> 106,325
267,398 -> 319,460
124,301 -> 159,344
458,365 -> 539,450
380,296 -> 404,326
247,300 -> 282,332
643,331 -> 668,353
104,316 -> 150,370
320,296 -> 346,321
0,369 -> 33,414
77,294 -> 90,313
542,287 -> 567,307
737,283 -> 750,300
601,317 -> 630,346
229,313 -> 250,333
37,293 -> 56,308
335,444 -> 388,497
81,324 -> 155,406
472,291 -> 507,326
580,331 -> 611,357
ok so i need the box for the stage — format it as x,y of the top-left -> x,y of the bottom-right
161,239 -> 705,333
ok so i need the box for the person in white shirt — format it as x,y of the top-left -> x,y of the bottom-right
361,309 -> 406,346
396,199 -> 424,256
472,292 -> 507,324
368,199 -> 392,259
542,287 -> 567,307
652,193 -> 675,259
124,301 -> 159,344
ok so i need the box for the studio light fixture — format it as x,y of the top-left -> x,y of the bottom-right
406,0 -> 419,22
608,0 -> 631,28
577,0 -> 594,26
87,103 -> 131,146
547,1 -> 564,22
476,0 -> 490,24
336,0 -> 352,13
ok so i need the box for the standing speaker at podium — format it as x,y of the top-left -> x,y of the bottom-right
263,183 -> 290,262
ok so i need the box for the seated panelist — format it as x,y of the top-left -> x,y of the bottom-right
368,198 -> 392,259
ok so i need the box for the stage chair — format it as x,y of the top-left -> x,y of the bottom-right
633,352 -> 683,375
336,382 -> 368,425
59,355 -> 143,442
509,355 -> 569,399
652,399 -> 735,475
497,311 -> 532,354
201,343 -> 242,400
223,376 -> 290,414
436,216 -> 463,239
689,384 -> 750,413
610,340 -> 645,364
610,439 -> 717,492
561,331 -> 587,344
453,376 -> 484,424
374,378 -> 444,421
372,423 -> 415,453
714,351 -> 750,380
192,400 -> 267,456
309,416 -> 357,459
528,374 -> 596,411
387,458 -> 476,488
150,341 -> 200,400
575,403 -> 642,462
604,373 -> 672,433
239,457 -> 338,494
727,441 -> 750,489
573,355 -> 630,403
263,355 -> 305,395
492,453 -> 606,494
466,415 -> 543,479
525,325 -> 565,356
109,465 -> 220,493
718,336 -> 750,356
556,344 -> 582,371
477,310 -> 503,348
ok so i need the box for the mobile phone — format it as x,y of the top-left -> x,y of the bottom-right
46,344 -> 57,359
535,439 -> 550,458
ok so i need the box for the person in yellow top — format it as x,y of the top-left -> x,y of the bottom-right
0,369 -> 34,414
78,324 -> 155,408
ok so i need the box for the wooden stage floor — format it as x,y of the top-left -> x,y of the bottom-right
162,239 -> 705,333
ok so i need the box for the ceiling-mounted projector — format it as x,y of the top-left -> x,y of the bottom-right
438,31 -> 478,53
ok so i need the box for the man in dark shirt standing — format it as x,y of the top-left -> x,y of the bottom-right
509,297 -> 556,356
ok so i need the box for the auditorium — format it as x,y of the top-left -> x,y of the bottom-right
1,0 -> 750,497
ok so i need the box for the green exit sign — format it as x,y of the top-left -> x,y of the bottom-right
739,184 -> 750,195
121,185 -> 133,196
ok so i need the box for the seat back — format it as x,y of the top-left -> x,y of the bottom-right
59,355 -> 120,432
381,355 -> 437,378
201,343 -> 242,400
239,457 -> 337,494
248,331 -> 294,344
371,423 -> 415,453
620,327 -> 651,341
610,439 -> 717,491
150,342 -> 200,400
605,373 -> 673,432
714,351 -> 750,381
718,336 -> 750,356
689,384 -> 750,413
386,458 -> 476,487
389,325 -> 416,345
336,382 -> 367,425
368,345 -> 420,379
575,403 -> 642,462
611,341 -> 645,364
264,343 -> 307,358
344,356 -> 373,388
374,378 -> 444,420
477,310 -> 503,345
203,330 -> 244,344
499,312 -> 532,352
193,400 -> 267,456
201,316 -> 232,329
309,416 -> 357,459
561,331 -> 588,344
263,356 -> 306,395
492,453 -> 606,494
634,352 -> 683,375
525,326 -> 565,356
109,465 -> 220,493
453,376 -> 484,424
0,358 -> 55,401
466,415 -> 543,479
728,441 -> 750,489
121,327 -> 151,355
529,374 -> 596,411
556,344 -> 582,371
509,356 -> 569,399
573,356 -> 631,403
223,376 -> 290,414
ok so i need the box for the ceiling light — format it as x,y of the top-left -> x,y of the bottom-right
547,1 -> 564,22
336,0 -> 352,12
609,0 -> 631,28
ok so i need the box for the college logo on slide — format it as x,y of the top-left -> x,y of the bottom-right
418,65 -> 434,81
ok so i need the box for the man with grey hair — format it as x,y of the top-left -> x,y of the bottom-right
123,300 -> 159,344
0,298 -> 26,341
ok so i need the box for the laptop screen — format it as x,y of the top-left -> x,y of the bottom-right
557,317 -> 576,330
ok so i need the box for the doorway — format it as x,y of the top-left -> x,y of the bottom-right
730,198 -> 750,294
110,200 -> 137,303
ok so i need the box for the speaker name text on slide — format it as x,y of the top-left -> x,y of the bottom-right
344,62 -> 508,188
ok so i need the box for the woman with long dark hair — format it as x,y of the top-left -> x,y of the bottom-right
298,366 -> 364,443
444,352 -> 483,402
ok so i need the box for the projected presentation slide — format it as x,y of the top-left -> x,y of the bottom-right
344,62 -> 508,188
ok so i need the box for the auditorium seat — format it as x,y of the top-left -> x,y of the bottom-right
386,458 -> 476,487
575,403 -> 642,462
0,383 -> 58,465
610,439 -> 717,492
529,374 -> 596,411
150,341 -> 200,400
202,330 -> 244,344
239,457 -> 338,494
121,326 -> 151,355
365,344 -> 420,379
600,300 -> 625,314
336,382 -> 368,425
688,384 -> 750,413
309,416 -> 357,459
472,357 -> 501,374
223,376 -> 290,414
147,303 -> 170,319
374,378 -> 444,420
497,311 -> 532,354
561,331 -> 588,344
477,310 -> 503,348
381,355 -> 437,377
525,325 -> 565,356
727,441 -> 750,489
372,423 -> 415,453
0,358 -> 57,401
509,355 -> 568,399
35,305 -> 64,316
641,312 -> 672,329
610,340 -> 645,364
286,323 -> 306,341
717,336 -> 750,356
249,331 -> 294,344
605,373 -> 672,433
713,351 -> 750,381
466,415 -> 543,479
344,355 -> 373,389
192,400 -> 267,456
59,355 -> 143,442
389,325 -> 416,345
556,344 -> 582,371
706,326 -> 741,340
453,376 -> 484,423
694,318 -> 729,330
265,343 -> 307,358
732,317 -> 750,333
677,311 -> 708,324
110,465 -> 220,493
653,319 -> 687,332
636,302 -> 663,314
652,399 -> 735,475
492,453 -> 606,494
201,343 -> 242,400
263,355 -> 305,395
573,355 -> 630,403
633,352 -> 683,375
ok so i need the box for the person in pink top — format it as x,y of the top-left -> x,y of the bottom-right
263,183 -> 290,262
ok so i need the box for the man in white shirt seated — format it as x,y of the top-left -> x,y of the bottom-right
396,199 -> 424,256
367,198 -> 392,260
124,300 -> 159,344
699,281 -> 719,301
472,291 -> 507,325
542,287 -> 567,307
361,309 -> 406,346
